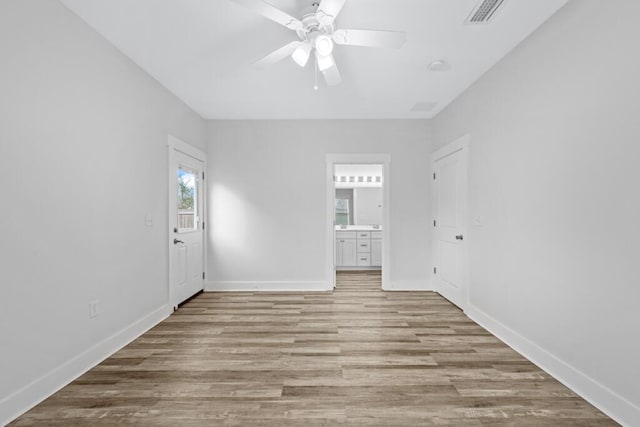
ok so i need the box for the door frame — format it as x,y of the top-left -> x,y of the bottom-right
167,135 -> 207,309
325,154 -> 391,290
431,134 -> 470,310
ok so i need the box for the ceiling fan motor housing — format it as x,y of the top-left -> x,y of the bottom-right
297,7 -> 335,41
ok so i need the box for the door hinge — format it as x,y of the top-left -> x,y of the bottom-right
202,272 -> 205,280
202,221 -> 205,230
433,172 -> 436,180
433,267 -> 437,274
433,219 -> 436,227
202,172 -> 205,180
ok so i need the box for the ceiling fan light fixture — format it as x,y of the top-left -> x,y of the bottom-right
315,50 -> 334,72
292,42 -> 312,67
315,34 -> 334,56
232,0 -> 405,87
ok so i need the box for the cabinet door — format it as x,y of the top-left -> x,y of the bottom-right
342,239 -> 357,266
371,239 -> 382,266
335,239 -> 344,266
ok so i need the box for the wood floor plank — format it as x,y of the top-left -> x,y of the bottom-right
12,271 -> 616,425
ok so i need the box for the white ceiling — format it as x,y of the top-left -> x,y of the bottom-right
60,0 -> 568,120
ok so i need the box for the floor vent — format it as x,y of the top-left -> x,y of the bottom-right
465,0 -> 506,24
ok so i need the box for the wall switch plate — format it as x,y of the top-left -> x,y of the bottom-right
473,216 -> 483,226
89,300 -> 99,318
145,214 -> 153,227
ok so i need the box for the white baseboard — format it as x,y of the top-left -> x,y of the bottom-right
384,280 -> 434,291
207,280 -> 433,292
205,281 -> 331,292
465,304 -> 639,426
0,304 -> 172,425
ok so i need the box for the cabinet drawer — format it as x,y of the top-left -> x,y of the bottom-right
371,231 -> 382,240
357,231 -> 371,239
357,240 -> 371,252
336,231 -> 357,239
357,254 -> 371,267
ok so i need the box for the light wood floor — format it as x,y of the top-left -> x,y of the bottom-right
13,271 -> 615,425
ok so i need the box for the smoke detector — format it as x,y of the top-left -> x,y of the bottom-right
428,60 -> 451,72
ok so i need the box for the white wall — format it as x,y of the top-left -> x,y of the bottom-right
354,188 -> 383,226
432,1 -> 640,424
207,120 -> 432,290
0,1 -> 206,423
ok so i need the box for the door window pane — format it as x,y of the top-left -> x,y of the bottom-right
178,167 -> 197,232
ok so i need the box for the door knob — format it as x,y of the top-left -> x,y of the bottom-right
455,235 -> 464,241
174,239 -> 184,245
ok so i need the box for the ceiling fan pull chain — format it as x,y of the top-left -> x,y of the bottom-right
313,55 -> 319,91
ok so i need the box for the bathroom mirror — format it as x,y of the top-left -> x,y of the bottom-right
334,163 -> 383,227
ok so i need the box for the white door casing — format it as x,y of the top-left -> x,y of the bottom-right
432,135 -> 469,310
168,136 -> 206,308
326,154 -> 391,290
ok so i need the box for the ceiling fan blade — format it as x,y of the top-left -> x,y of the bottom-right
231,0 -> 303,31
316,0 -> 347,25
333,29 -> 406,49
322,59 -> 342,86
254,41 -> 302,68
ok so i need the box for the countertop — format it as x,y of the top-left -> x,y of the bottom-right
335,225 -> 382,231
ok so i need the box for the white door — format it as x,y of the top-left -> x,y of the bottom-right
170,149 -> 204,307
433,139 -> 468,310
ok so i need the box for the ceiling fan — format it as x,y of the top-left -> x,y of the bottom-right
231,0 -> 407,87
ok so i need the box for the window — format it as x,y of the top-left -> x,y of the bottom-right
177,166 -> 198,232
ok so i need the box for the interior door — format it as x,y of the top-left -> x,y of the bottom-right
434,147 -> 468,309
170,150 -> 204,307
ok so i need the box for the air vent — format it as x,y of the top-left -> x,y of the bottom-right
465,0 -> 506,24
411,102 -> 438,112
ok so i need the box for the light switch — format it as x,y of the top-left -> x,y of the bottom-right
473,216 -> 482,226
89,300 -> 99,318
145,214 -> 153,227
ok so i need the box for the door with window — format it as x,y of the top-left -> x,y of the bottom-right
170,149 -> 205,307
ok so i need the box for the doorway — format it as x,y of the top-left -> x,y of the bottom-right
168,135 -> 206,309
326,154 -> 391,290
431,135 -> 469,310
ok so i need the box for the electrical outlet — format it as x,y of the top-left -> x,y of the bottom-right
89,300 -> 99,318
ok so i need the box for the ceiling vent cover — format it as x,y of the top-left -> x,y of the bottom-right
411,102 -> 438,112
465,0 -> 506,24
